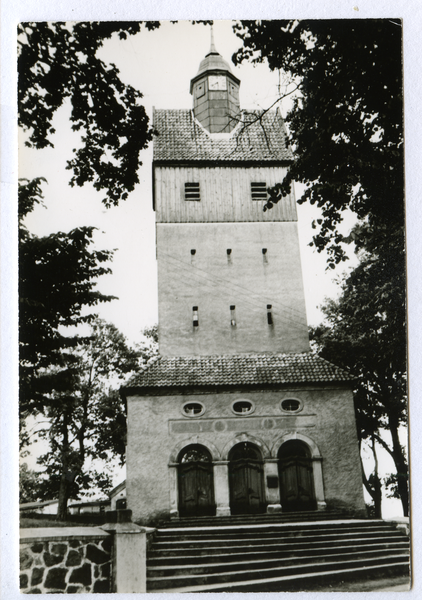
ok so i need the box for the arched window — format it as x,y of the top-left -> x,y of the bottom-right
179,445 -> 212,463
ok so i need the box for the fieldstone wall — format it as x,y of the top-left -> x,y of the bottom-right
19,527 -> 112,594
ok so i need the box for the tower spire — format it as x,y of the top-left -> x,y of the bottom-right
190,25 -> 241,133
208,23 -> 217,55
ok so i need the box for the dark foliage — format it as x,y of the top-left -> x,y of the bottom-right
233,19 -> 404,267
18,22 -> 160,206
310,247 -> 408,515
19,178 -> 116,419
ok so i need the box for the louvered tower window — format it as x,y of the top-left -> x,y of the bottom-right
185,182 -> 201,201
251,182 -> 267,200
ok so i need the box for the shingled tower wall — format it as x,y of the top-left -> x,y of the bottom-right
124,32 -> 366,524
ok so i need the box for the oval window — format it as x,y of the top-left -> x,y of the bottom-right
182,402 -> 205,417
232,400 -> 254,415
281,399 -> 301,413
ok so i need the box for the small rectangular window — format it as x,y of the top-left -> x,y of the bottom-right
230,305 -> 236,327
185,182 -> 200,201
251,182 -> 267,200
267,304 -> 273,325
192,306 -> 199,327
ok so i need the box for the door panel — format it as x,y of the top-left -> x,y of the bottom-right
278,442 -> 316,512
178,446 -> 215,517
229,443 -> 265,515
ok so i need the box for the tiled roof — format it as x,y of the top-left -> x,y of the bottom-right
153,109 -> 294,163
124,353 -> 352,394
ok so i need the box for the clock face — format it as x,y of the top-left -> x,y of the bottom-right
209,75 -> 227,91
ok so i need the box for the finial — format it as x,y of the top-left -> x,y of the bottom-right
209,24 -> 217,54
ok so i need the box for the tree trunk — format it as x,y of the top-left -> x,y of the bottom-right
371,435 -> 382,519
360,439 -> 382,519
57,472 -> 69,521
57,411 -> 70,521
389,413 -> 409,516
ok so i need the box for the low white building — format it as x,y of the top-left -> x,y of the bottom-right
19,499 -> 59,515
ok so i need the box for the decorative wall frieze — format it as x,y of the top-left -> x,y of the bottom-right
169,414 -> 316,434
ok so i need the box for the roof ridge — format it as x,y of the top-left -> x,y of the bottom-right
157,351 -> 312,359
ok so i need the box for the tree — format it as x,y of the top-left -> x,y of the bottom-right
18,21 -> 161,207
34,319 -> 150,519
19,178 -> 115,423
310,248 -> 408,516
18,21 -> 211,207
232,19 -> 404,266
19,462 -> 46,504
234,20 -> 407,516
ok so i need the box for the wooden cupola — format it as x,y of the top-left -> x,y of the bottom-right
190,26 -> 241,133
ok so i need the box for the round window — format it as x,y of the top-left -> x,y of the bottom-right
231,400 -> 255,415
281,399 -> 302,413
182,402 -> 205,417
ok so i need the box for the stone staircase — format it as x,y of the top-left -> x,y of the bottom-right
146,514 -> 410,592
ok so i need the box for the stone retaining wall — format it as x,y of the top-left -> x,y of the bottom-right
20,527 -> 112,594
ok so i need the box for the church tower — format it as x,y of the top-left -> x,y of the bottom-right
154,33 -> 309,356
124,30 -> 366,524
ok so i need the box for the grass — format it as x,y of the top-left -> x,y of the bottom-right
20,514 -> 102,528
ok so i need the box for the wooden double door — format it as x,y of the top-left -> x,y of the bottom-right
278,440 -> 316,512
178,445 -> 216,517
229,442 -> 266,515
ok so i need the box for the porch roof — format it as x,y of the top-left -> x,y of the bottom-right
123,352 -> 353,396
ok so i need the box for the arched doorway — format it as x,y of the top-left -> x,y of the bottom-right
178,445 -> 216,517
229,442 -> 265,515
278,440 -> 316,512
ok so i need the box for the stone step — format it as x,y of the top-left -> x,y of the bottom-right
146,519 -> 410,593
150,529 -> 406,551
148,540 -> 410,566
147,547 -> 410,578
162,510 -> 347,528
150,534 -> 408,558
147,553 -> 409,590
147,561 -> 409,593
153,521 -> 400,541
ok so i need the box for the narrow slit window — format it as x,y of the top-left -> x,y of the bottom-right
262,248 -> 268,263
192,306 -> 199,327
251,182 -> 267,200
185,182 -> 200,201
267,304 -> 273,325
230,305 -> 236,327
227,248 -> 232,263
